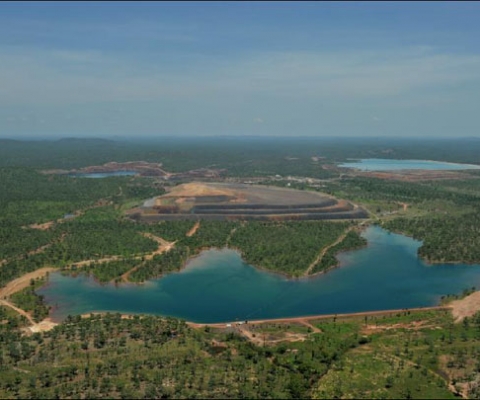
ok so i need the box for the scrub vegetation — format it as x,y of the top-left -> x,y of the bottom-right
311,230 -> 367,275
3,137 -> 480,398
0,309 -> 479,398
321,176 -> 480,265
228,221 -> 355,277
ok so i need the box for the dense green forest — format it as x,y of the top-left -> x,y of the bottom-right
128,247 -> 191,283
0,168 -> 163,228
63,220 -> 355,283
3,137 -> 480,174
9,279 -> 50,322
311,230 -> 367,275
229,221 -> 351,277
383,213 -> 480,263
319,176 -> 480,264
72,259 -> 141,284
322,176 -> 480,208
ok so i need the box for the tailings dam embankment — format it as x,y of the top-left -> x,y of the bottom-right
129,182 -> 368,222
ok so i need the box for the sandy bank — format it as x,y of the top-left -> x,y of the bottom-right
450,291 -> 480,322
0,267 -> 57,298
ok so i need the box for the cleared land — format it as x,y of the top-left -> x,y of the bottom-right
129,182 -> 368,221
0,267 -> 57,299
0,267 -> 59,332
450,291 -> 480,321
187,306 -> 451,330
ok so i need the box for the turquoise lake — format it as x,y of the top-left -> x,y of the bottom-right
71,171 -> 138,178
37,226 -> 480,323
338,158 -> 480,171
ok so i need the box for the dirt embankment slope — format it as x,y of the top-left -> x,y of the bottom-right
165,182 -> 237,198
187,306 -> 451,330
0,267 -> 57,299
450,291 -> 480,322
186,221 -> 200,237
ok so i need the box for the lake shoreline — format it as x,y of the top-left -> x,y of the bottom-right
338,158 -> 480,171
379,226 -> 480,266
37,225 -> 480,324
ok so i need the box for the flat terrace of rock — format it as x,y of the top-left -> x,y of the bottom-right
128,182 -> 368,221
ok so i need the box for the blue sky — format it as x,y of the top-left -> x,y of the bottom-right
1,2 -> 480,138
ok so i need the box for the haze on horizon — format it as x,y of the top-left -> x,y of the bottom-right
1,2 -> 480,139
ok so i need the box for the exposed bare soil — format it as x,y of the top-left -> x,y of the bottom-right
0,299 -> 58,333
28,318 -> 58,333
235,324 -> 309,345
165,182 -> 238,199
138,182 -> 367,221
0,267 -> 57,299
187,306 -> 451,330
189,308 -> 451,346
0,299 -> 36,324
186,221 -> 201,237
0,268 -> 59,333
28,221 -> 55,230
361,320 -> 439,335
450,291 -> 480,321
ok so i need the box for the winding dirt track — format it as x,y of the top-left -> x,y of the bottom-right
0,299 -> 36,325
0,267 -> 59,332
119,234 -> 175,282
0,299 -> 56,333
0,235 -> 65,267
0,267 -> 57,299
304,220 -> 370,277
303,227 -> 354,276
0,232 -> 175,330
186,221 -> 200,237
68,233 -> 175,275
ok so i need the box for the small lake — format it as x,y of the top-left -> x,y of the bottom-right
338,158 -> 480,171
70,171 -> 138,178
37,226 -> 480,323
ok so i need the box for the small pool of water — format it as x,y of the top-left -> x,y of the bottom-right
70,171 -> 138,178
37,226 -> 480,323
338,158 -> 480,171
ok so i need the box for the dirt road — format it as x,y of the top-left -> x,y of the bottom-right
69,233 -> 175,272
0,299 -> 36,324
119,234 -> 175,282
0,267 -> 57,299
303,227 -> 354,276
187,306 -> 451,330
0,298 -> 58,333
186,221 -> 200,237
0,270 -> 59,333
